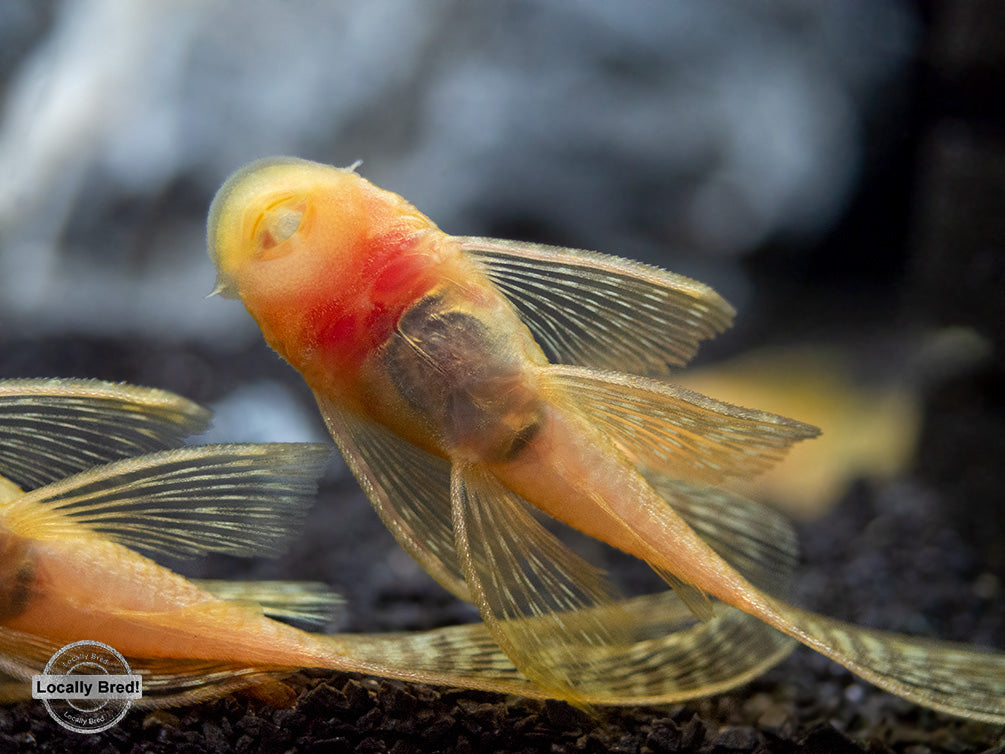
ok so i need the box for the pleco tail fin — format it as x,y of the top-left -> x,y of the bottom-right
768,599 -> 1005,723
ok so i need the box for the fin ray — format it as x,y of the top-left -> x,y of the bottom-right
462,237 -> 734,375
0,378 -> 210,490
777,602 -> 1005,724
314,395 -> 468,600
340,591 -> 795,704
543,365 -> 819,484
451,462 -> 626,701
5,444 -> 330,559
650,566 -> 715,621
646,476 -> 799,596
193,580 -> 343,628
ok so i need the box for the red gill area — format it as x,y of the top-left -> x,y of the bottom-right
305,231 -> 445,386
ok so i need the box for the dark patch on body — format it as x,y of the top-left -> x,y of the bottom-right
0,535 -> 35,620
384,293 -> 544,462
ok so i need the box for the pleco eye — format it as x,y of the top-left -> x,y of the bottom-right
268,205 -> 303,244
258,201 -> 306,255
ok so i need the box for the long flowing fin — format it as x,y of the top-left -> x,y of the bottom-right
192,580 -> 343,629
0,594 -> 795,708
450,462 -> 627,702
314,394 -> 468,600
333,591 -> 795,705
542,365 -> 819,484
0,378 -> 210,490
461,237 -> 734,375
770,601 -> 1005,724
644,476 -> 798,597
3,444 -> 330,559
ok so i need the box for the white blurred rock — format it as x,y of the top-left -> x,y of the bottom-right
0,0 -> 916,340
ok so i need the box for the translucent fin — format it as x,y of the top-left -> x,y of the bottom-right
314,394 -> 468,600
0,378 -> 211,490
650,567 -> 714,621
130,659 -> 297,708
450,463 -> 625,701
777,602 -> 1005,724
337,591 -> 795,704
461,236 -> 734,375
543,365 -> 820,484
192,580 -> 343,629
4,443 -> 330,559
0,474 -> 23,503
563,597 -> 795,703
646,476 -> 798,597
0,626 -> 61,691
0,598 -> 792,708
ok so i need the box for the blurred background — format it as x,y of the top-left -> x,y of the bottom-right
1,0 -> 923,344
0,0 -> 1002,674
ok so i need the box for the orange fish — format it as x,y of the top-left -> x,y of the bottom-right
0,378 -> 794,707
208,158 -> 1005,721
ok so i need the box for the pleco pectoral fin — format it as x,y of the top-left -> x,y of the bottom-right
192,580 -> 344,629
0,378 -> 211,490
773,601 -> 1005,724
541,365 -> 820,485
3,444 -> 330,559
450,462 -> 628,703
460,237 -> 735,375
314,394 -> 469,601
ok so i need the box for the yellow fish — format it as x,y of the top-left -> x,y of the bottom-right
674,347 -> 922,516
208,157 -> 1005,721
0,378 -> 794,707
